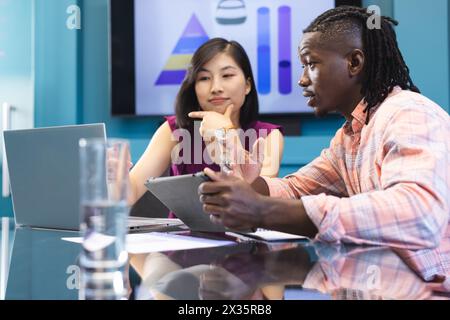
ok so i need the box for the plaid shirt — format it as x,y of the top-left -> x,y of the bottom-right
263,87 -> 450,280
303,245 -> 450,299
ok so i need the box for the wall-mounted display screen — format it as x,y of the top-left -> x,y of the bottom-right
111,0 -> 362,116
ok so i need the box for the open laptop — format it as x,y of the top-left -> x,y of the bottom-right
3,124 -> 183,232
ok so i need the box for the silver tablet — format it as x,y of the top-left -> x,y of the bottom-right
145,172 -> 228,232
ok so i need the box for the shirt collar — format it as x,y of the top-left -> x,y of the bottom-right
343,86 -> 402,135
343,98 -> 368,135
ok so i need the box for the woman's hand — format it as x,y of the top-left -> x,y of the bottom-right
106,145 -> 133,203
189,104 -> 264,183
188,104 -> 235,142
106,146 -> 133,182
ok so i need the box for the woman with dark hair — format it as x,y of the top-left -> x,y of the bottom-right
175,38 -> 259,131
128,38 -> 284,211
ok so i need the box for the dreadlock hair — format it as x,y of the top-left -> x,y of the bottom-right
304,6 -> 420,123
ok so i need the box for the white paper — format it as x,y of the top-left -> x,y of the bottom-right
62,237 -> 83,244
125,232 -> 234,253
82,233 -> 116,251
62,232 -> 235,254
235,229 -> 309,242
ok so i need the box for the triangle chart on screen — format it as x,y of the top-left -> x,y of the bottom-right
155,14 -> 209,85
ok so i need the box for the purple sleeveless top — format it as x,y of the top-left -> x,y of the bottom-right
164,115 -> 283,218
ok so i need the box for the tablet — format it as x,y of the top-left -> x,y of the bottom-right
144,172 -> 227,232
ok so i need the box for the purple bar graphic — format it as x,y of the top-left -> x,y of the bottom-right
155,70 -> 187,85
257,7 -> 271,94
278,6 -> 291,95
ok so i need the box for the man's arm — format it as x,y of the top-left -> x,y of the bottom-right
258,134 -> 348,200
259,196 -> 318,238
301,107 -> 450,250
248,176 -> 320,237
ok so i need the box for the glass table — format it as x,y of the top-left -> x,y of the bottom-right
1,217 -> 449,300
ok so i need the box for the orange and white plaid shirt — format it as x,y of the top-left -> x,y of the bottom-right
303,245 -> 450,299
264,87 -> 450,252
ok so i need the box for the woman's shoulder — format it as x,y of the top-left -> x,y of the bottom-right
247,120 -> 284,135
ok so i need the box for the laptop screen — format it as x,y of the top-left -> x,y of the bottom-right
3,124 -> 106,230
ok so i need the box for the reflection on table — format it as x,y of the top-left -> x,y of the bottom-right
1,218 -> 449,300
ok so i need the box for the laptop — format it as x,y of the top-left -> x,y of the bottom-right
3,124 -> 183,232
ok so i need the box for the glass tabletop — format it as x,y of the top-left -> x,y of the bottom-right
1,217 -> 449,300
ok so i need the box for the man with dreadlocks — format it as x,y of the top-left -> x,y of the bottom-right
198,7 -> 450,253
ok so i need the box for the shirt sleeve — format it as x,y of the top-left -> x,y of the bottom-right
302,107 -> 450,250
164,115 -> 177,132
262,132 -> 348,199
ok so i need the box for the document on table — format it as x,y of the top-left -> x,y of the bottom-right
228,229 -> 309,242
62,232 -> 235,254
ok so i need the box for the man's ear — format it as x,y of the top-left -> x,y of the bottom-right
347,49 -> 365,77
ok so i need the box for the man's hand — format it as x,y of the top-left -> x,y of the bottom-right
198,168 -> 267,231
199,168 -> 318,238
229,137 -> 264,184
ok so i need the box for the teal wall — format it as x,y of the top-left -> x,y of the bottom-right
81,0 -> 159,140
34,0 -> 82,127
394,0 -> 450,112
363,0 -> 449,112
0,0 -> 33,216
0,0 -> 32,76
363,0 -> 394,17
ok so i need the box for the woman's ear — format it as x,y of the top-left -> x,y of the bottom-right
245,78 -> 252,95
348,49 -> 365,77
